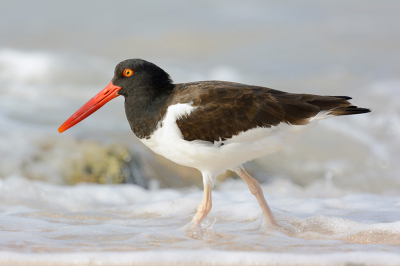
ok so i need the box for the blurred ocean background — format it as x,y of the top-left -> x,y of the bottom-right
0,1 -> 400,265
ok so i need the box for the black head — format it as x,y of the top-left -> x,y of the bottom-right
58,59 -> 173,134
112,59 -> 173,98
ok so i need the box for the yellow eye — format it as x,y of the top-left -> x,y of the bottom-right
123,69 -> 134,77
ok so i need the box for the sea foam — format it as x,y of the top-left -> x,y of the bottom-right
0,176 -> 399,265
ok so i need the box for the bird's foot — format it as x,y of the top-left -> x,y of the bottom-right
260,213 -> 300,237
182,217 -> 218,240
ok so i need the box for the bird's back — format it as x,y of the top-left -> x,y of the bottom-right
169,81 -> 370,143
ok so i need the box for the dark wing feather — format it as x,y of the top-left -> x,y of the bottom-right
169,81 -> 370,143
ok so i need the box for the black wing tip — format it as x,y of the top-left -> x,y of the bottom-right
360,108 -> 371,114
334,96 -> 353,100
331,96 -> 371,115
332,107 -> 371,116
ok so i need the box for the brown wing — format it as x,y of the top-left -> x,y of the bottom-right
171,81 -> 370,143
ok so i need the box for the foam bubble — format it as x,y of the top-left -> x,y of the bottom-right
0,176 -> 399,265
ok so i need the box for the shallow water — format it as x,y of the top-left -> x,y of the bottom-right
1,0 -> 400,265
1,176 -> 400,265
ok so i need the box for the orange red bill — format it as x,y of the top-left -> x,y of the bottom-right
58,82 -> 121,133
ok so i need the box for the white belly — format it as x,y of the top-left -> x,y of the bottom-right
140,103 -> 316,176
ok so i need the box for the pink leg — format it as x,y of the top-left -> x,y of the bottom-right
192,183 -> 212,224
235,167 -> 278,226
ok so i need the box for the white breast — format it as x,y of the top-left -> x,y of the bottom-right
140,103 -> 317,177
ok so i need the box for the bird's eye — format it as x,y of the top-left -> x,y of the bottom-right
123,69 -> 134,77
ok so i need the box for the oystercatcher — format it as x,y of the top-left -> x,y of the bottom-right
59,59 -> 370,227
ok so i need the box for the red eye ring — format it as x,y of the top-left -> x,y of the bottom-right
123,69 -> 134,77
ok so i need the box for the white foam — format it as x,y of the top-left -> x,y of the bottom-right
0,176 -> 399,265
1,250 -> 400,266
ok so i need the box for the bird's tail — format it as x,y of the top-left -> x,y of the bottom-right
326,96 -> 371,116
328,105 -> 371,116
308,95 -> 371,122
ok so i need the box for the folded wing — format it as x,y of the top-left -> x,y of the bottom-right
171,81 -> 370,143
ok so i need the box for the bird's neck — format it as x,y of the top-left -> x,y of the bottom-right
124,85 -> 174,139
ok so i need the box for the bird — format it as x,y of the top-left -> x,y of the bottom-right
58,59 -> 370,227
